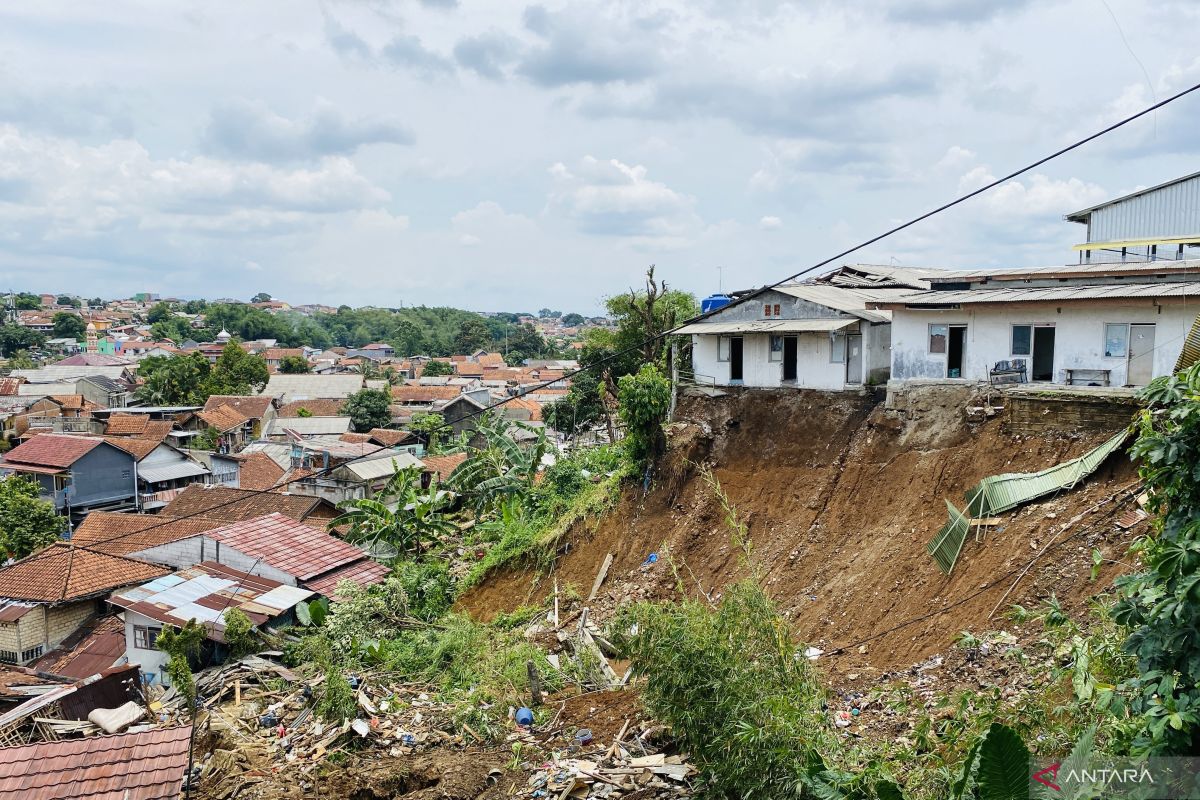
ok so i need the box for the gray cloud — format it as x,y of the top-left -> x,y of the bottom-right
516,4 -> 665,87
381,34 -> 456,77
322,11 -> 373,61
584,66 -> 940,138
0,84 -> 134,140
453,31 -> 520,80
201,99 -> 413,162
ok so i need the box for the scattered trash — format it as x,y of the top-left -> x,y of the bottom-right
516,707 -> 535,727
803,647 -> 824,661
643,553 -> 658,565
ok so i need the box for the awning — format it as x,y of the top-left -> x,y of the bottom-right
1073,235 -> 1200,251
137,460 -> 210,484
675,318 -> 859,335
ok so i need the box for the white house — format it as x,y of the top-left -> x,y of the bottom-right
875,261 -> 1200,386
682,265 -> 942,389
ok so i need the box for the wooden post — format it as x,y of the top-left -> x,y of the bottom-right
526,660 -> 543,707
588,553 -> 614,602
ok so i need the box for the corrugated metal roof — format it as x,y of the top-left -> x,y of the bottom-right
938,259 -> 1200,281
1067,171 -> 1200,221
675,318 -> 859,335
137,460 -> 210,484
264,416 -> 351,436
1176,314 -> 1200,372
886,280 -> 1200,307
1068,173 -> 1200,242
342,451 -> 424,481
928,432 -> 1128,573
772,284 -> 906,323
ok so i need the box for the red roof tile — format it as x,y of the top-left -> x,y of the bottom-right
2,434 -> 108,469
104,413 -> 151,436
203,395 -> 275,419
391,385 -> 460,402
205,513 -> 368,582
72,512 -> 224,556
0,542 -> 168,603
304,558 -> 390,597
234,451 -> 284,491
277,398 -> 345,417
421,452 -> 468,481
161,485 -> 336,524
0,725 -> 192,800
197,405 -> 249,433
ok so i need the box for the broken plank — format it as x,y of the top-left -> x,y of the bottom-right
588,553 -> 615,602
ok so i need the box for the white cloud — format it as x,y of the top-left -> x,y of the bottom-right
759,215 -> 782,230
548,156 -> 700,247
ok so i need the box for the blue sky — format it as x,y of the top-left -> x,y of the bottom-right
0,1 -> 1198,313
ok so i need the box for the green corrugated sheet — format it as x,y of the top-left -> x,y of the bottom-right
1175,314 -> 1200,373
927,500 -> 970,574
928,430 -> 1129,574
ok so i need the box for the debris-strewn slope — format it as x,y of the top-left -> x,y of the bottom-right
459,386 -> 1141,673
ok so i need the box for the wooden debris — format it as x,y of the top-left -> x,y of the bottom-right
588,553 -> 615,601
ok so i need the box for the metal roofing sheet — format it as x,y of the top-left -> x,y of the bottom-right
772,284 -> 902,323
675,318 -> 859,335
889,280 -> 1200,306
1176,313 -> 1200,372
137,460 -> 209,484
253,584 -> 314,612
935,259 -> 1200,281
206,513 -> 366,580
147,575 -> 233,606
343,451 -> 424,481
265,416 -> 351,436
165,601 -> 224,623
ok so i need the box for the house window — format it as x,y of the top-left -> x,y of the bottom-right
1104,323 -> 1129,357
134,625 -> 162,650
830,332 -> 846,363
769,336 -> 783,362
20,645 -> 42,662
717,337 -> 731,362
764,304 -> 772,317
773,304 -> 781,316
929,324 -> 948,354
1011,325 -> 1032,356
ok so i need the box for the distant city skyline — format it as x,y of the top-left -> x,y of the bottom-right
0,2 -> 1198,313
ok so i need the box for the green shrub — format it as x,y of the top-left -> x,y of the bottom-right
392,559 -> 453,622
223,607 -> 258,659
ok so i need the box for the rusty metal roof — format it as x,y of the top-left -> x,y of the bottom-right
0,725 -> 192,799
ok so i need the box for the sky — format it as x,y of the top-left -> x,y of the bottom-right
0,1 -> 1198,314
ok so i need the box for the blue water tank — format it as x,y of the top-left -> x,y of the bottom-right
701,294 -> 732,314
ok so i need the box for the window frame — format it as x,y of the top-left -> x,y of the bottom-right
717,336 -> 731,362
829,332 -> 846,364
768,335 -> 783,362
928,323 -> 948,355
134,624 -> 163,650
1010,324 -> 1032,357
1104,322 -> 1130,358
763,304 -> 772,317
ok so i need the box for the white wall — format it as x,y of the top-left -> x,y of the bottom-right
133,537 -> 296,586
691,323 -> 886,390
890,302 -> 1197,385
124,611 -> 168,683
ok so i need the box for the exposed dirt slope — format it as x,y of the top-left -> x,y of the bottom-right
458,387 -> 1141,675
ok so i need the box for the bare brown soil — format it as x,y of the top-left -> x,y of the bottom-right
458,386 -> 1142,675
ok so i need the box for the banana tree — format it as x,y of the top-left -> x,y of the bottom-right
447,412 -> 549,515
329,465 -> 455,557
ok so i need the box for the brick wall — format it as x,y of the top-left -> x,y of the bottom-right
47,601 -> 96,649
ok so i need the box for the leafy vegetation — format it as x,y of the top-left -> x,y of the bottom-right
330,465 -> 455,557
617,363 -> 671,464
278,354 -> 311,374
52,312 -> 85,340
0,324 -> 44,356
343,387 -> 392,432
420,359 -> 455,377
0,476 -> 63,559
157,620 -> 206,708
136,342 -> 269,404
222,607 -> 258,659
448,413 -> 549,516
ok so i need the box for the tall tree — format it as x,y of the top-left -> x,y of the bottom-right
52,312 -> 86,340
251,292 -> 273,303
0,325 -> 45,356
421,360 -> 454,377
0,476 -> 64,559
136,353 -> 211,405
146,302 -> 173,324
343,388 -> 392,432
278,354 -> 311,374
207,342 -> 270,395
454,317 -> 490,354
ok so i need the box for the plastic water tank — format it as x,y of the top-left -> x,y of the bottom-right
701,294 -> 732,314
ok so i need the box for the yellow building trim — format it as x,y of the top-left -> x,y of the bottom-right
1073,235 -> 1200,251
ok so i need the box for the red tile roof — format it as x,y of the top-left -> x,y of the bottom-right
2,434 -> 108,469
71,512 -> 224,556
421,452 -> 468,481
0,542 -> 169,603
304,558 -> 390,597
366,428 -> 414,447
277,398 -> 345,417
260,348 -> 305,361
477,352 -> 506,368
100,436 -> 161,461
53,353 -> 132,367
205,513 -> 367,582
391,385 -> 460,402
197,405 -> 248,433
203,395 -> 275,419
234,451 -> 284,491
0,725 -> 192,800
0,378 -> 22,397
161,485 -> 336,524
454,363 -> 485,377
505,397 -> 543,421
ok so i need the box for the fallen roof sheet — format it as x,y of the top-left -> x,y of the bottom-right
675,318 -> 859,335
927,431 -> 1129,574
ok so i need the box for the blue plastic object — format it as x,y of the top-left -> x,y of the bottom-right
644,553 -> 658,565
515,707 -> 534,726
701,294 -> 732,314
